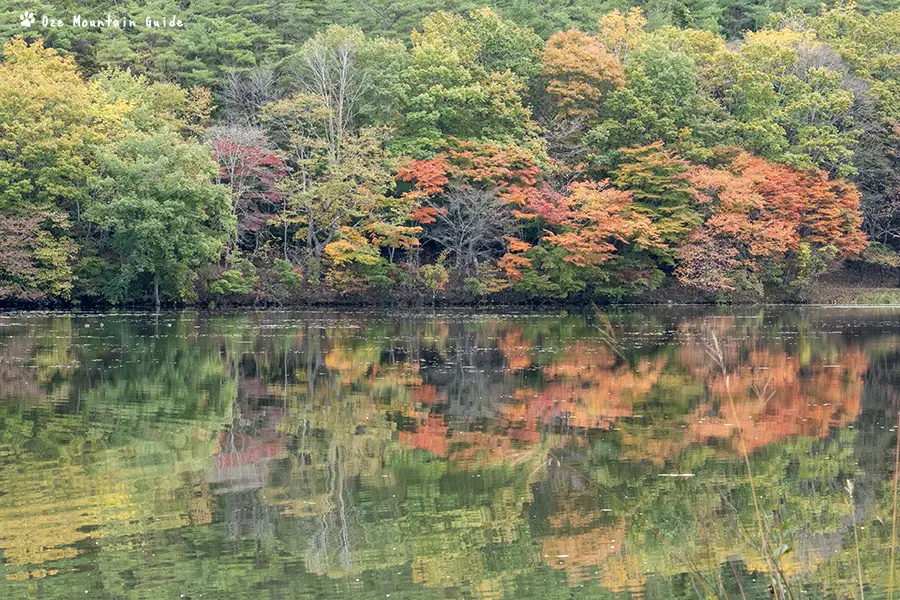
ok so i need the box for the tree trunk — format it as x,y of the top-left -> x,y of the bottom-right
154,278 -> 160,310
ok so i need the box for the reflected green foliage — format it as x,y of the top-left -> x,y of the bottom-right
1,308 -> 899,597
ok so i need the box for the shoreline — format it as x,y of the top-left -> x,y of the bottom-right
3,265 -> 899,311
3,286 -> 900,311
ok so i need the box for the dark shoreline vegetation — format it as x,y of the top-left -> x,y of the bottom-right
1,2 -> 900,309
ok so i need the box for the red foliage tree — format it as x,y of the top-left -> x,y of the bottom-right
209,126 -> 287,250
397,140 -> 553,270
677,150 -> 867,293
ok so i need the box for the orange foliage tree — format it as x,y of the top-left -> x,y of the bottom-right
542,29 -> 625,121
397,139 -> 552,271
496,177 -> 668,299
677,150 -> 867,294
538,181 -> 661,268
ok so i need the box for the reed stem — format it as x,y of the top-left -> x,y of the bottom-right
889,412 -> 900,600
847,480 -> 864,600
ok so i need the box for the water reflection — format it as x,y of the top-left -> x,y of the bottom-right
0,308 -> 898,599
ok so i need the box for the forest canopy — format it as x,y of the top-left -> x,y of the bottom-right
0,1 -> 898,305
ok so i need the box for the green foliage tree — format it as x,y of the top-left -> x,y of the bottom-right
87,133 -> 233,307
391,10 -> 537,156
713,27 -> 860,176
613,142 -> 700,261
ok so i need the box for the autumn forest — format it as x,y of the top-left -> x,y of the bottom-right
1,1 -> 899,306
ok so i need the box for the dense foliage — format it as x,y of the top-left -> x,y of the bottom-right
1,1 -> 898,305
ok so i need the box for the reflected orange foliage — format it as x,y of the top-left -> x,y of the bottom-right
398,414 -> 451,456
542,521 -> 627,577
504,344 -> 667,431
497,328 -> 533,371
413,384 -> 446,405
687,347 -> 866,454
622,336 -> 866,464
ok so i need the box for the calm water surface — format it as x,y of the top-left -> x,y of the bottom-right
1,307 -> 899,599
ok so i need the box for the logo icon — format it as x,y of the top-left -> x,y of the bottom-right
19,12 -> 35,27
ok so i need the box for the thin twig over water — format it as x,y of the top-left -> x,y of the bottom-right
891,412 -> 900,600
592,305 -> 627,362
847,480 -> 864,600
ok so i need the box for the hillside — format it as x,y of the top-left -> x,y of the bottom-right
0,1 -> 898,306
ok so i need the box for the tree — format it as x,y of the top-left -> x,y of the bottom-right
221,65 -> 279,125
289,26 -> 375,160
422,185 -> 517,271
398,139 -> 548,272
285,25 -> 407,153
392,11 -> 535,156
677,149 -> 867,296
597,8 -> 647,63
261,28 -> 410,284
88,133 -> 233,307
538,181 -> 661,269
280,124 -> 396,281
710,27 -> 860,177
0,37 -> 124,213
208,125 -> 287,252
262,83 -> 402,282
0,38 -> 128,302
855,117 -> 900,246
613,142 -> 700,262
799,7 -> 900,248
0,212 -> 77,301
584,43 -> 707,170
541,29 -> 625,122
0,5 -> 892,305
93,68 -> 214,138
463,7 -> 544,82
500,179 -> 665,299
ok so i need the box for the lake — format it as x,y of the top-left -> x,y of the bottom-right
1,307 -> 899,599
